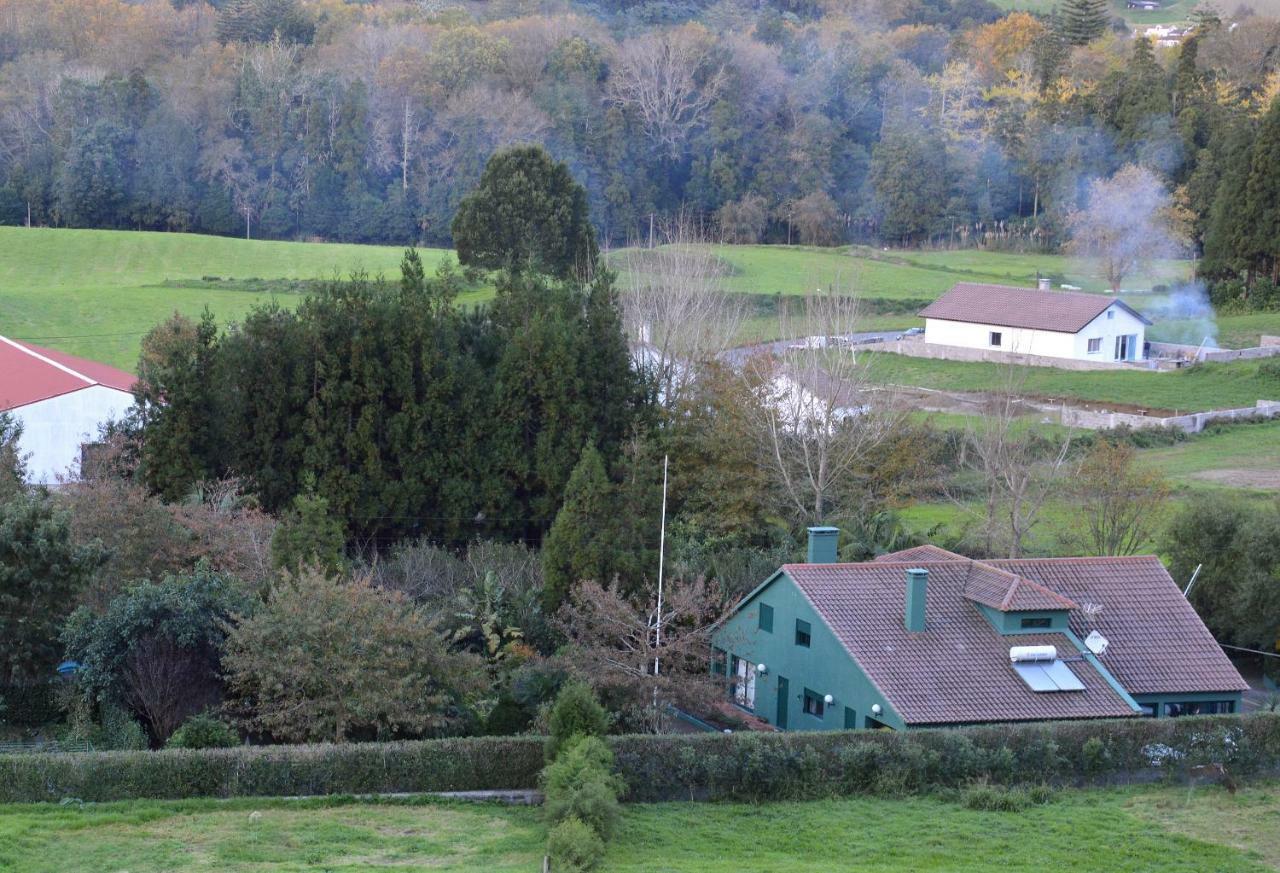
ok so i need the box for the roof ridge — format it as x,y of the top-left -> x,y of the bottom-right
962,557 -> 1079,611
0,336 -> 97,387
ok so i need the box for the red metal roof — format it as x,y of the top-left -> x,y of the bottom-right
0,336 -> 136,412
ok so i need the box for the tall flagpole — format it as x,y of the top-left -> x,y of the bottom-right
653,454 -> 669,679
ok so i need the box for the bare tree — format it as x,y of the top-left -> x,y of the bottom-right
955,366 -> 1073,558
121,635 -> 222,745
1067,164 -> 1186,292
746,286 -> 901,525
1068,439 -> 1170,556
555,577 -> 725,733
608,23 -> 727,157
620,216 -> 745,416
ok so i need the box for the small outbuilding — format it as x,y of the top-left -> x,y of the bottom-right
0,336 -> 136,485
919,282 -> 1151,362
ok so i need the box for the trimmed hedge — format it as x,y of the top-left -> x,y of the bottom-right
0,737 -> 545,803
2,714 -> 1278,805
609,714 -> 1280,802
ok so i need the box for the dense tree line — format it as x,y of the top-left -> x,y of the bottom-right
4,0 -> 1280,250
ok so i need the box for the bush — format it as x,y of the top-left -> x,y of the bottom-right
546,816 -> 605,873
542,736 -> 625,840
1260,359 -> 1280,383
0,736 -> 545,803
167,713 -> 239,749
962,783 -> 1029,812
545,683 -> 609,762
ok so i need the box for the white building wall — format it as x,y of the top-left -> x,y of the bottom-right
10,385 -> 134,485
924,302 -> 1147,362
1068,306 -> 1147,360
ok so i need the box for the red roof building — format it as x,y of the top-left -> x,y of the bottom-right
0,337 -> 136,484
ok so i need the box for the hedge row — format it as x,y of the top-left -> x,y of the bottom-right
0,737 -> 545,804
611,714 -> 1280,802
2,714 -> 1277,805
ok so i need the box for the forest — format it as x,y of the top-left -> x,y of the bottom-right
2,0 -> 1280,283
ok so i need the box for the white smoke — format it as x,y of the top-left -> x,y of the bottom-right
1141,281 -> 1219,348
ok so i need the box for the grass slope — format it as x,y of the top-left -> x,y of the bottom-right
0,785 -> 1274,872
0,227 -> 462,369
869,352 -> 1278,413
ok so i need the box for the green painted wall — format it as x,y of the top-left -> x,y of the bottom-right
976,605 -> 1072,635
712,571 -> 904,732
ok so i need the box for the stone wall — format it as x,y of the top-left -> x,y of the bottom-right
1058,400 -> 1280,434
1148,339 -> 1280,363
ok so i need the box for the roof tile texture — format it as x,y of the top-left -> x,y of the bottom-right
783,560 -> 1138,725
918,283 -> 1149,333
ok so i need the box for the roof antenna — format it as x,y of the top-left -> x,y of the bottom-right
1182,564 -> 1203,598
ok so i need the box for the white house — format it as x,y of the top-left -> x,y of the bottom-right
0,336 -> 136,485
918,282 -> 1151,363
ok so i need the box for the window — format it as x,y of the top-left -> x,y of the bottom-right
989,331 -> 1002,347
1107,309 -> 1115,320
730,656 -> 756,710
711,648 -> 728,676
758,603 -> 774,633
1087,337 -> 1102,354
795,619 -> 811,648
1165,700 -> 1234,717
802,688 -> 825,718
1020,617 -> 1052,629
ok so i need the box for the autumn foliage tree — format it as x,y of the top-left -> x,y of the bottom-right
222,570 -> 483,742
1069,439 -> 1171,556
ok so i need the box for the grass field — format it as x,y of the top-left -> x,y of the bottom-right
0,784 -> 1274,872
870,352 -> 1277,413
0,228 -> 466,369
2,228 -> 1204,369
990,0 -> 1199,25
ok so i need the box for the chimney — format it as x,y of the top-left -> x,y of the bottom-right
1037,276 -> 1051,291
905,568 -> 927,632
806,526 -> 840,564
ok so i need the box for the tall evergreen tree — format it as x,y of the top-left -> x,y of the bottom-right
451,146 -> 599,281
1201,118 -> 1256,279
1059,0 -> 1109,46
541,444 -> 617,614
1245,97 -> 1280,281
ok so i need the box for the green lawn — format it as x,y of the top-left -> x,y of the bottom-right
0,227 -> 467,369
990,0 -> 1199,25
1,784 -> 1275,872
868,352 -> 1277,413
1140,419 -> 1280,489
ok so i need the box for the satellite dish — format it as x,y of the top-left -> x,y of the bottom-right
1085,630 -> 1109,656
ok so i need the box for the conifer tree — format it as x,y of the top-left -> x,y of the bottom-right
541,444 -> 617,614
1245,97 -> 1280,281
1059,0 -> 1109,46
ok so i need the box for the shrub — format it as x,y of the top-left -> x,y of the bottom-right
167,713 -> 239,750
545,683 -> 608,762
962,783 -> 1029,812
546,816 -> 605,873
542,736 -> 625,839
1260,359 -> 1280,383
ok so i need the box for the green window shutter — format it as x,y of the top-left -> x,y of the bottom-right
795,619 -> 811,648
759,603 -> 774,633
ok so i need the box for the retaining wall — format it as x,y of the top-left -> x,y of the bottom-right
1059,400 -> 1280,433
875,338 -> 1154,371
1149,339 -> 1280,363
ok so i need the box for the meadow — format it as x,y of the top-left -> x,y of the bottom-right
0,784 -> 1274,872
2,228 -> 1209,369
0,228 -> 467,369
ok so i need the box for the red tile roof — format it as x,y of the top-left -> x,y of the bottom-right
918,283 -> 1151,333
0,337 -> 135,412
960,561 -> 1078,612
783,560 -> 1138,725
987,557 -> 1249,696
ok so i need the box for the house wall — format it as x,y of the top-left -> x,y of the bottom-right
923,303 -> 1147,362
1129,691 -> 1244,718
712,572 -> 905,732
10,385 -> 133,485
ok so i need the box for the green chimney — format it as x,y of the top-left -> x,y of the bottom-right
807,527 -> 840,564
905,568 -> 927,632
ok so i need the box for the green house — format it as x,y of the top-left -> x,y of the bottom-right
711,530 -> 1247,731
